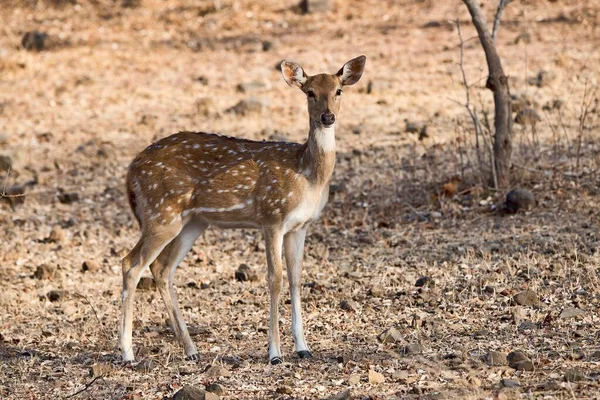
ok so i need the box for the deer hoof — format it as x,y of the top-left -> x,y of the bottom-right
297,350 -> 313,359
270,356 -> 283,365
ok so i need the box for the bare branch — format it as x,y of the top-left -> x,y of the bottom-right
492,0 -> 511,42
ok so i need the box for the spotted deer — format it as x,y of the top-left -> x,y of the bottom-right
119,55 -> 366,365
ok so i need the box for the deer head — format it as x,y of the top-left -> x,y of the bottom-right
281,55 -> 366,127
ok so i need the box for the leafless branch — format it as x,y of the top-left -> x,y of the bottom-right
64,376 -> 104,399
492,0 -> 511,42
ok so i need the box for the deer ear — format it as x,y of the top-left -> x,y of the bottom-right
281,61 -> 307,88
337,55 -> 366,86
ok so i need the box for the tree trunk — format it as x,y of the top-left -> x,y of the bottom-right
461,0 -> 513,188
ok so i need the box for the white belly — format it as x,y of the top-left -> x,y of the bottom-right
283,186 -> 329,233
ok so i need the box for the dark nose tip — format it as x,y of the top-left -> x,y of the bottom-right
320,113 -> 336,126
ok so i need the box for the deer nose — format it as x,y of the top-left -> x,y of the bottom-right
320,113 -> 335,126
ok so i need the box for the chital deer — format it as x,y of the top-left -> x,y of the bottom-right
119,56 -> 366,365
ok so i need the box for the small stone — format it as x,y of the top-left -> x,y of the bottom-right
137,277 -> 155,291
518,321 -> 538,331
325,389 -> 351,400
226,98 -> 265,116
368,369 -> 385,384
34,265 -> 55,280
368,286 -> 384,297
58,192 -> 79,204
47,290 -> 66,302
559,307 -> 586,319
276,385 -> 293,395
514,108 -> 542,127
378,326 -> 402,344
133,358 -> 156,372
172,385 -> 208,400
206,383 -> 225,396
82,260 -> 101,273
400,343 -> 425,355
405,120 -> 426,134
473,329 -> 490,339
47,228 -> 67,244
21,31 -> 47,51
347,374 -> 361,385
538,380 -> 561,391
235,264 -> 258,282
340,299 -> 358,311
299,0 -> 330,13
486,351 -> 507,366
415,276 -> 434,287
500,379 -> 520,388
511,290 -> 540,307
564,369 -> 585,382
507,350 -> 529,367
0,155 -> 12,171
89,363 -> 111,377
336,354 -> 350,364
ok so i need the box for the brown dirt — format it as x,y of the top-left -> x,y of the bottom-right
1,0 -> 599,399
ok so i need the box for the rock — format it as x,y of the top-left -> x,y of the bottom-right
507,350 -> 529,367
89,363 -> 111,377
205,365 -> 231,378
405,120 -> 427,135
236,81 -> 267,93
378,326 -> 402,344
325,389 -> 351,400
276,385 -> 293,395
195,98 -> 214,117
340,299 -> 358,311
226,98 -> 265,116
513,360 -> 534,371
47,290 -> 66,302
58,192 -> 79,204
47,228 -> 67,244
82,260 -> 101,273
514,108 -> 542,127
400,343 -> 425,355
528,69 -> 556,88
133,358 -> 156,372
172,385 -> 209,400
559,307 -> 586,319
368,369 -> 385,384
235,264 -> 257,282
473,329 -> 490,339
21,31 -> 47,51
511,290 -> 540,307
137,277 -> 155,291
564,369 -> 585,382
347,374 -> 361,385
518,321 -> 538,331
262,40 -> 276,52
485,351 -> 507,366
206,383 -> 225,396
505,189 -> 535,213
415,276 -> 434,287
204,393 -> 219,400
34,265 -> 55,280
500,379 -> 520,388
368,286 -> 384,297
0,155 -> 12,171
537,380 -> 561,391
299,0 -> 330,13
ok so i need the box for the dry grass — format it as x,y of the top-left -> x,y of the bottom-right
1,0 -> 599,399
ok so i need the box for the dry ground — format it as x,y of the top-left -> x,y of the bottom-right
1,0 -> 600,399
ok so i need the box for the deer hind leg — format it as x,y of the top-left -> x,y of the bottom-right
150,220 -> 207,360
264,227 -> 284,365
284,228 -> 311,359
119,223 -> 182,362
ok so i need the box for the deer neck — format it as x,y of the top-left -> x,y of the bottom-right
300,119 -> 336,186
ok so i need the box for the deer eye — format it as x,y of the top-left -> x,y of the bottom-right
307,90 -> 316,99
336,89 -> 343,96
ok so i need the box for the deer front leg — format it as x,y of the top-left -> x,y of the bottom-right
284,228 -> 311,359
264,227 -> 284,365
